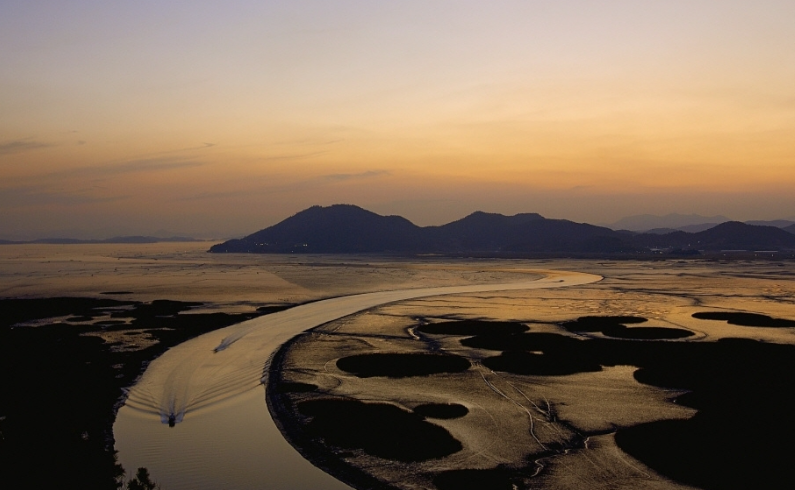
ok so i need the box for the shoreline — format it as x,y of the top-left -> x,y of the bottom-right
266,330 -> 393,490
0,295 -> 273,489
113,270 -> 600,489
264,298 -> 795,490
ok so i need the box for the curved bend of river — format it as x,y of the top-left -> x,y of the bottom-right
114,270 -> 601,490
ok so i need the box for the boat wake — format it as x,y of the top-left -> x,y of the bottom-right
122,273 -> 603,427
122,326 -> 267,425
114,270 -> 602,489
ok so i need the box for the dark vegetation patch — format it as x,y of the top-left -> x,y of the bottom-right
270,311 -> 795,490
297,399 -> 462,462
433,467 -> 518,490
453,323 -> 795,488
0,297 -> 265,490
417,320 -> 528,336
276,382 -> 318,394
615,337 -> 795,489
1,297 -> 137,327
67,315 -> 95,322
483,350 -> 602,376
95,320 -> 128,327
461,331 -> 583,352
561,315 -> 648,332
601,326 -> 693,339
256,304 -> 295,314
692,311 -> 795,328
561,315 -> 693,339
413,403 -> 468,419
100,291 -> 133,295
110,299 -> 202,320
336,353 -> 471,378
462,332 -> 602,375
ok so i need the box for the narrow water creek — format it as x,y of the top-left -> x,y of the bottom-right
113,271 -> 601,489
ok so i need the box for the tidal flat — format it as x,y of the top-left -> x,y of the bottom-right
0,243 -> 544,489
1,244 -> 794,489
268,260 -> 795,490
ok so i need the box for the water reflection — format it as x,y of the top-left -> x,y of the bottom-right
114,272 -> 598,489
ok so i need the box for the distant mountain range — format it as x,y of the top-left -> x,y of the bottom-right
607,214 -> 795,233
209,205 -> 795,256
0,236 -> 201,245
607,213 -> 731,232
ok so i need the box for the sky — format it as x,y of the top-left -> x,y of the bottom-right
1,1 -> 794,239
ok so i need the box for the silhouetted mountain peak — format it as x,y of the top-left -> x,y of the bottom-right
213,204 -> 422,253
609,213 -> 730,232
703,221 -> 748,233
695,221 -> 795,243
441,211 -> 544,229
209,206 -> 795,255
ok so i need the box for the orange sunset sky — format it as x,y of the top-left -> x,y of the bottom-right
1,1 -> 794,239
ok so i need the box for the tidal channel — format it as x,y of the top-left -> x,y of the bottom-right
113,270 -> 601,489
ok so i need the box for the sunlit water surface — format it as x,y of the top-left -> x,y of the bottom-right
9,246 -> 792,488
114,271 -> 600,490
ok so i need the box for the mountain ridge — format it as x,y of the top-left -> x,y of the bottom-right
607,213 -> 730,232
209,205 -> 795,256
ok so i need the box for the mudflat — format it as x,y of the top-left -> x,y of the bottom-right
268,260 -> 795,490
3,244 -> 794,490
0,243 -> 551,489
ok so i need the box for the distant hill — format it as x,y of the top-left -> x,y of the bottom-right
745,220 -> 795,229
784,224 -> 795,235
433,212 -> 626,253
210,205 -> 629,254
631,222 -> 795,251
210,205 -> 795,255
608,213 -> 730,232
644,228 -> 678,235
645,223 -> 721,234
676,223 -> 723,233
695,222 -> 795,250
210,205 -> 425,253
632,220 -> 793,235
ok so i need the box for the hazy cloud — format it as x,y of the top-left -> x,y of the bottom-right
176,169 -> 391,202
273,138 -> 344,147
0,186 -> 129,208
262,150 -> 329,162
177,189 -> 244,201
41,157 -> 206,180
103,158 -> 205,175
322,170 -> 390,181
0,139 -> 52,156
148,142 -> 216,156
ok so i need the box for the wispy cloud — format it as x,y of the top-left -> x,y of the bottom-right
0,186 -> 129,208
176,189 -> 244,201
143,142 -> 216,156
322,170 -> 390,182
262,150 -> 329,162
0,139 -> 52,156
175,170 -> 392,202
99,158 -> 205,175
1,156 -> 209,195
46,157 -> 206,180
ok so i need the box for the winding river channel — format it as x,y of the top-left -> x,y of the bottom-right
113,270 -> 601,490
